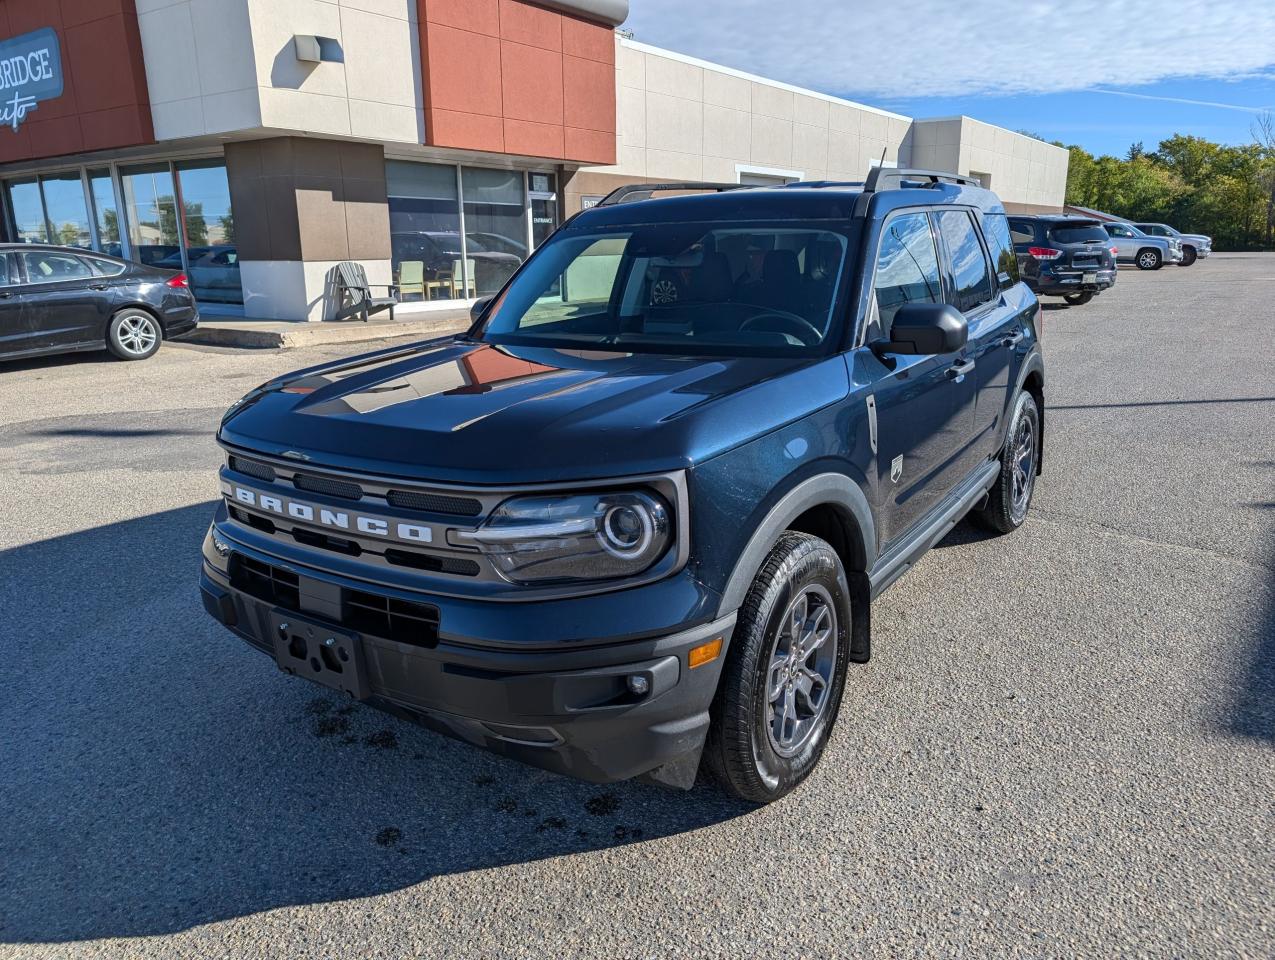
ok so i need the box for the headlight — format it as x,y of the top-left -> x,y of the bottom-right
457,490 -> 672,584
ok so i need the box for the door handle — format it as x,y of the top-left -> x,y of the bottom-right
1002,331 -> 1025,348
946,358 -> 975,380
88,283 -> 109,290
0,290 -> 11,299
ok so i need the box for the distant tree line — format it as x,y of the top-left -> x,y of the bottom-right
1057,115 -> 1275,251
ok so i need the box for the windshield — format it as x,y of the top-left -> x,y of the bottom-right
1047,222 -> 1109,244
476,221 -> 850,356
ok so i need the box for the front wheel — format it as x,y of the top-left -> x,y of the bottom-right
1136,248 -> 1162,271
704,532 -> 851,803
1063,291 -> 1094,306
107,308 -> 163,360
1179,247 -> 1197,266
972,391 -> 1039,535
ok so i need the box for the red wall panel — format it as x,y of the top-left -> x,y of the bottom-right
0,0 -> 153,164
418,0 -> 615,164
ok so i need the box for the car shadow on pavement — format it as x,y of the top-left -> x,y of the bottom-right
0,503 -> 754,945
1227,528 -> 1275,744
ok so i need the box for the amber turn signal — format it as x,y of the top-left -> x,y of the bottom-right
688,637 -> 723,669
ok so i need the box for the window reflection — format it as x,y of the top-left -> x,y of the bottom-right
120,163 -> 182,267
174,159 -> 240,304
40,173 -> 92,248
463,167 -> 527,296
386,160 -> 463,302
7,178 -> 47,244
88,169 -> 122,257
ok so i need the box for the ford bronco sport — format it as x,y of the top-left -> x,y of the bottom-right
200,169 -> 1045,803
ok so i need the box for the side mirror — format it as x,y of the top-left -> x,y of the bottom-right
878,302 -> 967,355
470,295 -> 494,324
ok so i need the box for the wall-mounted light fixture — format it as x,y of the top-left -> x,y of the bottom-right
293,35 -> 343,63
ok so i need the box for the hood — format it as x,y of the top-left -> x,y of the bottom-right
1180,233 -> 1212,246
221,337 -> 849,484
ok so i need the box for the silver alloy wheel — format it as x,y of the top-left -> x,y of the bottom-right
1138,251 -> 1158,269
117,313 -> 158,356
1010,413 -> 1036,522
765,584 -> 838,758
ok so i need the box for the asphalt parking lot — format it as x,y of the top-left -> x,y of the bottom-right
1,254 -> 1271,958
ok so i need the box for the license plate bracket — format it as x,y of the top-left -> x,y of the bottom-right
269,609 -> 370,700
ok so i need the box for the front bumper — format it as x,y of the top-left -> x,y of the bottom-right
200,531 -> 734,787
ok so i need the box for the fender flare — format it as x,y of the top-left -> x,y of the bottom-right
716,472 -> 876,618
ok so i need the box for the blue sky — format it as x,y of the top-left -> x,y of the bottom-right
625,0 -> 1275,157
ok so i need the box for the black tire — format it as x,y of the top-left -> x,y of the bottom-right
1179,246 -> 1197,266
704,532 -> 851,803
1135,248 -> 1162,271
1063,292 -> 1094,306
107,308 -> 163,360
972,391 -> 1040,535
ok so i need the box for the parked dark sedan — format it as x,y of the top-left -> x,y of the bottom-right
0,244 -> 198,363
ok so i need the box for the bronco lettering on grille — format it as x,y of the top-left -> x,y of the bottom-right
223,482 -> 433,544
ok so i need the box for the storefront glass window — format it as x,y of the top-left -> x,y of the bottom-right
120,163 -> 182,267
462,167 -> 527,296
7,178 -> 47,244
39,173 -> 92,248
88,168 -> 123,258
174,159 -> 241,304
385,160 -> 463,302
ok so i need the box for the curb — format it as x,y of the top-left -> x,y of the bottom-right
181,315 -> 470,350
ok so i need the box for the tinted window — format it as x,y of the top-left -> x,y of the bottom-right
872,212 -> 941,337
982,213 -> 1019,289
1047,222 -> 1110,244
935,210 -> 994,312
83,255 -> 127,277
1105,224 -> 1135,238
20,251 -> 94,283
0,254 -> 17,287
1009,220 -> 1035,245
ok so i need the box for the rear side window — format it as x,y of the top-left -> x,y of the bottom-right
83,256 -> 127,277
935,210 -> 994,312
1048,223 -> 1109,245
981,213 -> 1019,289
20,251 -> 95,283
871,211 -> 942,337
1009,220 -> 1035,245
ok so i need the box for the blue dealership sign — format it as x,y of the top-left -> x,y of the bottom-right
0,28 -> 63,132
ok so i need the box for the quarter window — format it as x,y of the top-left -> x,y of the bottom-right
872,212 -> 942,338
982,213 -> 1019,289
83,256 -> 127,277
1009,220 -> 1035,245
20,251 -> 95,283
935,210 -> 994,312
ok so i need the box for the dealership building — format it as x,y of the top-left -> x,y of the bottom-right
0,0 -> 1069,321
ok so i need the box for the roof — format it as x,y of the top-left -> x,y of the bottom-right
1063,204 -> 1122,222
574,179 -> 1004,228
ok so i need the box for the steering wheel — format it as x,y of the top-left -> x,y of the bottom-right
740,309 -> 824,346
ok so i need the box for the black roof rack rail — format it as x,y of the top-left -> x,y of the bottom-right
595,182 -> 751,206
864,167 -> 983,193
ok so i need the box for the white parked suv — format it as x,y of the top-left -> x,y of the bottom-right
1133,222 -> 1212,266
1103,222 -> 1182,270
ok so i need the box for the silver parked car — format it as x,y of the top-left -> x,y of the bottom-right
1133,222 -> 1212,266
1103,222 -> 1182,270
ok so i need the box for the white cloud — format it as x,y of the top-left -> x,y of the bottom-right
623,0 -> 1275,99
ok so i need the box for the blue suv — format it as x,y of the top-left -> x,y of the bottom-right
200,169 -> 1045,803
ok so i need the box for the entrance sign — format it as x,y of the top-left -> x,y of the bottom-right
0,28 -> 62,132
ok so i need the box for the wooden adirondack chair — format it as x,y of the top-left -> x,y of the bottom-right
334,261 -> 398,322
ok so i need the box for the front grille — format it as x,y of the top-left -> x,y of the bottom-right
344,589 -> 440,647
385,548 -> 481,576
230,554 -> 299,609
386,489 -> 483,517
230,505 -> 276,534
293,472 -> 363,500
292,527 -> 362,556
228,456 -> 276,482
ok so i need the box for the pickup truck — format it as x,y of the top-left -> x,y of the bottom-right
201,170 -> 1045,803
1132,222 -> 1212,266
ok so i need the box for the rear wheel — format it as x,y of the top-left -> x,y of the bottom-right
1063,291 -> 1094,306
972,391 -> 1039,535
704,532 -> 851,803
1136,248 -> 1162,271
107,308 -> 162,360
1179,246 -> 1197,266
